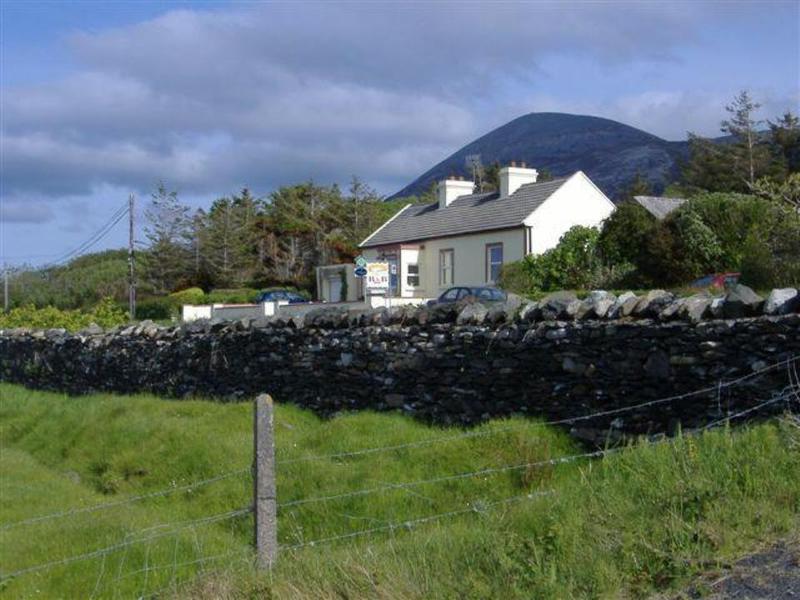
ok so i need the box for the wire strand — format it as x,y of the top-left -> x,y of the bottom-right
284,490 -> 554,551
277,355 -> 797,465
0,468 -> 249,531
1,508 -> 252,580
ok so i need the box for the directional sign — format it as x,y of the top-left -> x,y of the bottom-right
354,255 -> 368,268
354,266 -> 367,278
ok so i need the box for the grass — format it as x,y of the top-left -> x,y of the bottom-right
0,383 -> 798,599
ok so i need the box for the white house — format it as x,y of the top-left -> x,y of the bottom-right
358,163 -> 615,299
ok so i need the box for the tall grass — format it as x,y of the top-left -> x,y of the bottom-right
0,383 -> 798,599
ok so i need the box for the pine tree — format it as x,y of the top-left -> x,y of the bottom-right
143,183 -> 192,294
768,112 -> 800,174
720,90 -> 770,187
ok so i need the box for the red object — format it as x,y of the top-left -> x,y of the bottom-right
689,272 -> 740,289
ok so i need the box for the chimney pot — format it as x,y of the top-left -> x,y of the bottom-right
520,161 -> 527,168
510,160 -> 517,168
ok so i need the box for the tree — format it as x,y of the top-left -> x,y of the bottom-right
143,183 -> 192,294
720,90 -> 770,187
482,161 -> 501,193
682,133 -> 744,193
202,189 -> 263,287
597,201 -> 656,266
750,173 -> 800,212
682,91 -> 780,193
768,112 -> 800,174
616,172 -> 652,203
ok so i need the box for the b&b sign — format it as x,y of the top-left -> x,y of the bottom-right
365,262 -> 389,290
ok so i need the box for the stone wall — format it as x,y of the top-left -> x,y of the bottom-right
2,295 -> 798,442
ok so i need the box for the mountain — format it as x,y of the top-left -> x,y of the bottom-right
391,112 -> 692,200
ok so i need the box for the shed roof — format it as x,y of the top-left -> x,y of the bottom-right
633,195 -> 687,220
360,177 -> 570,248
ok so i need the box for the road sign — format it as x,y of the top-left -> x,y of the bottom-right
366,262 -> 389,290
354,266 -> 367,278
355,255 -> 368,268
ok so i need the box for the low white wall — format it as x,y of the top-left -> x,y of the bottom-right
367,295 -> 431,309
182,296 -> 433,322
182,305 -> 213,321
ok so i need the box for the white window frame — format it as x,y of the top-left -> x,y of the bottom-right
439,249 -> 454,286
486,243 -> 503,283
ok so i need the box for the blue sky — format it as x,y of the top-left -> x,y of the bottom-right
1,0 -> 798,266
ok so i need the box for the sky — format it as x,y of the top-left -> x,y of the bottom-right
1,0 -> 798,267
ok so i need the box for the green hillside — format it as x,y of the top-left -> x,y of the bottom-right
1,384 -> 798,599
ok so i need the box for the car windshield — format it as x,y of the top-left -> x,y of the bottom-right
441,288 -> 460,301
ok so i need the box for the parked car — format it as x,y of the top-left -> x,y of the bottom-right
689,272 -> 740,290
427,286 -> 507,306
255,289 -> 309,304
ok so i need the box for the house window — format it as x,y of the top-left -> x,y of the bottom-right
486,243 -> 503,283
406,263 -> 420,287
439,249 -> 454,286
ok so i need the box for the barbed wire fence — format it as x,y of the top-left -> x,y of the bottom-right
0,355 -> 798,598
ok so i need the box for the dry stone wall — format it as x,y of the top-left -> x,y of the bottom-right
2,286 -> 798,443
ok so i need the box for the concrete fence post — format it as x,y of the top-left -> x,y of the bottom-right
253,393 -> 277,570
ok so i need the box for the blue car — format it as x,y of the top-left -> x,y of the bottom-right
427,286 -> 507,306
255,290 -> 308,304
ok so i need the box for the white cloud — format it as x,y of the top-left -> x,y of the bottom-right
1,0 -> 794,226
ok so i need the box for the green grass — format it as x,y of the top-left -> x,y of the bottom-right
0,383 -> 798,599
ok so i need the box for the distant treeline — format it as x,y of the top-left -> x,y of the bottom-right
5,179 -> 431,310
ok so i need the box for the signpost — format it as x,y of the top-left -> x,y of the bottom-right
354,255 -> 368,268
354,266 -> 367,278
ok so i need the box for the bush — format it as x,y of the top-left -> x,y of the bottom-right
497,261 -> 538,297
135,298 -> 175,321
499,226 -> 602,295
205,288 -> 259,304
0,297 -> 128,331
597,202 -> 657,266
168,287 -> 206,306
739,219 -> 800,289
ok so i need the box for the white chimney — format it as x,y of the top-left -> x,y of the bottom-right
437,176 -> 474,209
499,161 -> 538,197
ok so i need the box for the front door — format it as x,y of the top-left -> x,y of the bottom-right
387,256 -> 399,297
328,276 -> 343,303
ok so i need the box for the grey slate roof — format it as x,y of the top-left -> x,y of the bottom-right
361,177 -> 570,248
633,196 -> 687,220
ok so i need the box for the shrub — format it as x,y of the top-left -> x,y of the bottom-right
0,297 -> 128,331
498,261 -> 538,297
499,226 -> 602,295
205,288 -> 259,304
597,202 -> 657,266
168,287 -> 206,306
739,219 -> 800,289
89,297 -> 129,329
135,298 -> 175,321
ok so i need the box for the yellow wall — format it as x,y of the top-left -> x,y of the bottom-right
362,228 -> 524,298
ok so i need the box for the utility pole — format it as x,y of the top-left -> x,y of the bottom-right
128,194 -> 136,321
3,265 -> 8,313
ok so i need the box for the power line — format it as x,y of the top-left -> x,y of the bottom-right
37,202 -> 129,270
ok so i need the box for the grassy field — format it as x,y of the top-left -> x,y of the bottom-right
1,383 -> 799,599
